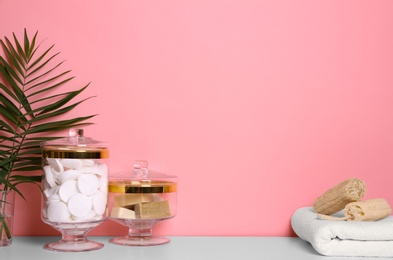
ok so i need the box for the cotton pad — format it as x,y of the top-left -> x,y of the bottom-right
68,193 -> 92,218
96,163 -> 108,176
58,169 -> 82,183
43,165 -> 57,188
78,174 -> 99,195
47,158 -> 64,174
92,191 -> 107,215
59,180 -> 79,203
60,159 -> 83,170
47,201 -> 70,222
82,159 -> 96,167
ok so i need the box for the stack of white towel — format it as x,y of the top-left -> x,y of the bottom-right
291,207 -> 393,257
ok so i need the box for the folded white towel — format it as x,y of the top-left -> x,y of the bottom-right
291,207 -> 393,257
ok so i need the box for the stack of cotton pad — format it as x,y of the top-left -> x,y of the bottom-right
42,158 -> 108,223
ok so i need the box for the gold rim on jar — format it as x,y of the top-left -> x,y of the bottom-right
42,147 -> 109,159
108,181 -> 177,193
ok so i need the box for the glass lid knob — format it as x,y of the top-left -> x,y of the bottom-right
133,160 -> 149,177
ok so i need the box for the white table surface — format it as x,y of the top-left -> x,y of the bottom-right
1,236 -> 392,260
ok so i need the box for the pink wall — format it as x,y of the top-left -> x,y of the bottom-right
1,0 -> 393,237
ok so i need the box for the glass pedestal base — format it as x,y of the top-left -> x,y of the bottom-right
110,236 -> 170,246
44,238 -> 104,252
42,219 -> 104,252
109,218 -> 172,246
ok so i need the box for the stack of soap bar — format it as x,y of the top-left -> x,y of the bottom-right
110,193 -> 171,220
42,158 -> 108,223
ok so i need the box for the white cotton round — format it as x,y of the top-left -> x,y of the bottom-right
80,165 -> 97,175
57,169 -> 82,183
60,159 -> 83,170
68,193 -> 92,218
43,165 -> 57,188
92,190 -> 107,215
42,208 -> 48,219
47,201 -> 71,222
77,174 -> 99,196
43,186 -> 60,199
98,176 -> 108,193
82,159 -> 96,167
72,210 -> 96,221
95,163 -> 108,177
43,176 -> 50,190
46,193 -> 61,205
59,180 -> 79,203
47,158 -> 64,174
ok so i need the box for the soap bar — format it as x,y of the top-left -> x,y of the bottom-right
111,207 -> 136,219
114,194 -> 154,207
135,200 -> 171,219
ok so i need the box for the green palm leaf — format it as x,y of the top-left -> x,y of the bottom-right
26,67 -> 70,90
0,28 -> 96,203
0,39 -> 24,78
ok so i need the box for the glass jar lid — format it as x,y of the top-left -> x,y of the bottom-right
109,160 -> 177,194
41,128 -> 109,159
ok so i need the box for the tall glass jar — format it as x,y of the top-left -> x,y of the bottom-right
40,129 -> 109,252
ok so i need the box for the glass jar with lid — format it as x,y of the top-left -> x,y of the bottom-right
108,160 -> 177,246
40,128 -> 109,252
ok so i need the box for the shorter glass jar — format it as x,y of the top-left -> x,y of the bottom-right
108,160 -> 177,246
40,129 -> 109,252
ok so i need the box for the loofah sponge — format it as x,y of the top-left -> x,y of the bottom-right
317,198 -> 392,221
313,178 -> 366,215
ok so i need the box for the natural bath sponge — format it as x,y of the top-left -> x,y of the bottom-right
317,198 -> 392,221
345,198 -> 392,221
313,178 -> 366,215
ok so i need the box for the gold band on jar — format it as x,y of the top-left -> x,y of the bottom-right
42,147 -> 109,159
108,181 -> 177,193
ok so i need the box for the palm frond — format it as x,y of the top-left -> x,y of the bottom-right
0,58 -> 29,111
0,83 -> 19,103
0,29 -> 96,200
26,48 -> 58,77
1,38 -> 24,76
27,76 -> 75,100
26,66 -> 70,89
37,84 -> 91,114
26,116 -> 95,134
12,32 -> 27,64
28,97 -> 94,123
